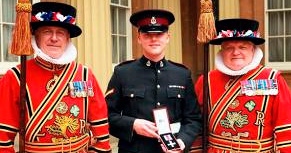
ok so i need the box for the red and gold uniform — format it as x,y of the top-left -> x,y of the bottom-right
194,65 -> 291,153
0,57 -> 111,152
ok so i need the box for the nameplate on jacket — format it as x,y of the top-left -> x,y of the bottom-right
153,107 -> 180,151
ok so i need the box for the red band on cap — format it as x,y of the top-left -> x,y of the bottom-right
137,17 -> 169,27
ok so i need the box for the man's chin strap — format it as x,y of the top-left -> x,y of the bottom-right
32,37 -> 77,65
215,47 -> 263,76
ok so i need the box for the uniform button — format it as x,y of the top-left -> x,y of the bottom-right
157,85 -> 160,89
160,61 -> 164,67
177,94 -> 181,98
130,94 -> 134,97
146,60 -> 151,67
157,70 -> 161,73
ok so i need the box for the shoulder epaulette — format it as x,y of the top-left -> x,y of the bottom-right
168,60 -> 188,69
117,59 -> 136,66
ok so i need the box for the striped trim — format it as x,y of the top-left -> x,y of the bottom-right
89,118 -> 109,126
277,140 -> 291,149
26,62 -> 78,142
209,66 -> 265,132
96,134 -> 110,142
35,57 -> 66,71
275,124 -> 291,133
189,148 -> 202,153
189,146 -> 202,153
257,69 -> 278,139
88,146 -> 111,153
11,67 -> 33,117
275,124 -> 291,149
190,135 -> 202,152
83,66 -> 89,123
0,124 -> 18,133
0,140 -> 14,147
25,133 -> 89,153
209,133 -> 274,152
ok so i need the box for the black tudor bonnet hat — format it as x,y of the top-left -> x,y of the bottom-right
30,2 -> 82,38
209,18 -> 265,45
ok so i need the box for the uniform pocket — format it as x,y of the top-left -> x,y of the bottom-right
166,87 -> 185,120
122,87 -> 146,115
123,88 -> 145,98
167,87 -> 185,99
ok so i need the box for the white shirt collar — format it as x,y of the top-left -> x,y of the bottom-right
215,47 -> 263,76
31,36 -> 77,65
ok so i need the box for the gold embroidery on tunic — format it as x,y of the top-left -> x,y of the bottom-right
46,75 -> 58,91
51,136 -> 78,143
220,111 -> 249,131
46,115 -> 79,138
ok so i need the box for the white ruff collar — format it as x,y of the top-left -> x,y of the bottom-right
32,37 -> 77,65
215,47 -> 263,76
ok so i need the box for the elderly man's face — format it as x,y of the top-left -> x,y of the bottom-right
35,26 -> 70,59
221,40 -> 255,71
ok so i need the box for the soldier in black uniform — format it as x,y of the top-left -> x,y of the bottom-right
105,9 -> 202,153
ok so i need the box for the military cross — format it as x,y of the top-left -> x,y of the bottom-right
167,140 -> 177,148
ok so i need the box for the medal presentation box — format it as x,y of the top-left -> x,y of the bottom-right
153,107 -> 180,151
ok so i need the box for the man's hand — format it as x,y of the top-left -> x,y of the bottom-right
161,139 -> 185,153
133,119 -> 159,138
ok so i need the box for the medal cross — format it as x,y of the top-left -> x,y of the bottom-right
167,140 -> 176,148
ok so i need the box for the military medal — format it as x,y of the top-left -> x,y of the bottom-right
250,80 -> 256,96
261,79 -> 268,95
82,81 -> 87,97
87,81 -> 94,97
269,79 -> 278,95
153,107 -> 180,151
255,80 -> 262,95
68,82 -> 76,98
241,79 -> 279,96
75,82 -> 82,97
241,80 -> 253,96
241,80 -> 256,96
78,81 -> 86,97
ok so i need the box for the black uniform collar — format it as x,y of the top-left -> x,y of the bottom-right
140,56 -> 167,68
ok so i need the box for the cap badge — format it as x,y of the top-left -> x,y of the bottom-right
151,16 -> 157,24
